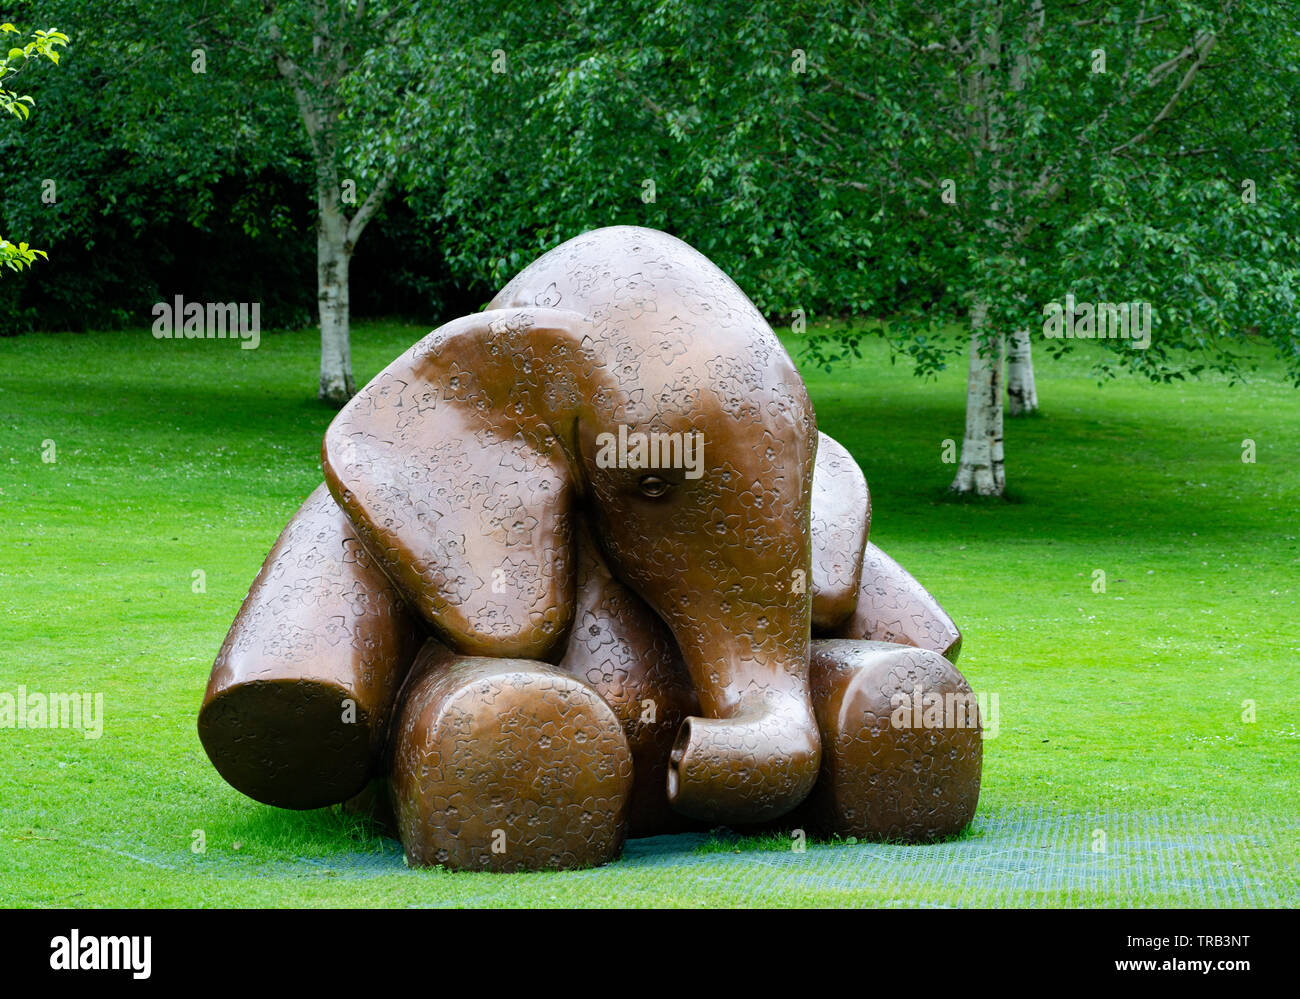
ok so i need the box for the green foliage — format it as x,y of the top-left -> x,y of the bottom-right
0,0 -> 302,321
0,22 -> 67,119
0,0 -> 1295,396
0,1 -> 460,330
778,1 -> 1299,384
404,1 -> 1298,387
0,21 -> 66,274
0,236 -> 45,273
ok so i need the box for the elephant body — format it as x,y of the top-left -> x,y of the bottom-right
199,226 -> 981,871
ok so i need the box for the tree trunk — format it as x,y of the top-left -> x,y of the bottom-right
950,302 -> 1006,496
1006,327 -> 1038,415
317,202 -> 355,406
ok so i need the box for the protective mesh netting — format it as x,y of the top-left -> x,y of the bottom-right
274,806 -> 1295,907
75,806 -> 1290,906
612,808 -> 1296,907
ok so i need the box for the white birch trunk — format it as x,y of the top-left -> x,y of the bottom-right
1005,327 -> 1038,415
317,199 -> 355,406
950,301 -> 1006,495
949,11 -> 1009,497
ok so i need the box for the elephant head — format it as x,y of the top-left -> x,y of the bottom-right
322,227 -> 821,824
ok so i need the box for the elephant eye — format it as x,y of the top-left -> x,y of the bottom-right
637,474 -> 670,498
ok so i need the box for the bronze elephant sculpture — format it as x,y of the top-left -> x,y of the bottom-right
198,226 -> 982,871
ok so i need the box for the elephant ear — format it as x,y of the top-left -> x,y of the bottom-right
322,308 -> 593,661
809,432 -> 871,630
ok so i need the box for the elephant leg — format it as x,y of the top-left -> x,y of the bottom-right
821,542 -> 963,663
789,639 -> 982,842
389,639 -> 634,871
810,432 -> 871,630
554,522 -> 702,838
198,484 -> 425,809
808,433 -> 960,661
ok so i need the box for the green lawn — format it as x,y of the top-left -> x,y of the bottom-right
1,320 -> 1296,907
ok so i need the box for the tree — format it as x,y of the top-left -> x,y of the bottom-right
396,0 -> 924,349
2,0 -> 1294,441
0,22 -> 67,273
752,0 -> 1298,495
0,0 -> 312,330
3,1 -> 438,401
432,1 -> 1297,498
259,0 -> 421,404
872,1 -> 1298,495
1005,327 -> 1039,416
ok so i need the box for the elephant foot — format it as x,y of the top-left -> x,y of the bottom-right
390,642 -> 634,872
198,484 -> 424,811
199,677 -> 378,810
797,639 -> 982,842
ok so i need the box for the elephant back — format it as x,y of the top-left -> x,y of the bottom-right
490,226 -> 787,367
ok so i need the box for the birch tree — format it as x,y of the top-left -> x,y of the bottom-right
18,0 -> 427,400
948,1 -> 1048,492
259,0 -> 420,405
1006,328 -> 1039,415
436,0 -> 1296,497
839,0 -> 1297,496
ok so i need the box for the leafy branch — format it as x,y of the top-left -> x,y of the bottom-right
1,23 -> 68,273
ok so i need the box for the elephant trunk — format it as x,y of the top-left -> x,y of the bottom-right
665,643 -> 821,824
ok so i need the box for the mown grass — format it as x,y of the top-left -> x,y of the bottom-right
0,319 -> 1296,907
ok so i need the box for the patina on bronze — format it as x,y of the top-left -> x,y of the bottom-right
322,229 -> 824,827
556,521 -> 701,837
198,485 -> 424,809
800,640 -> 982,841
390,641 -> 635,872
824,543 -> 963,663
199,225 -> 982,871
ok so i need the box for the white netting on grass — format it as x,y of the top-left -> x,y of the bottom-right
91,807 -> 1294,906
